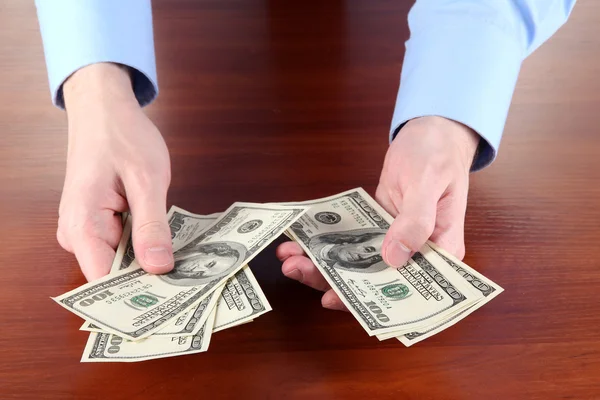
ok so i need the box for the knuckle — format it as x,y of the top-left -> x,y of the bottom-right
57,214 -> 77,238
58,189 -> 79,219
56,227 -> 73,253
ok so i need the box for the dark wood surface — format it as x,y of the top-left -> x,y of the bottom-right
1,1 -> 599,399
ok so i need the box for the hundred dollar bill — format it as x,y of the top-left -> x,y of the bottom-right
81,208 -> 223,333
111,209 -> 271,335
80,265 -> 269,336
114,208 -> 224,336
391,242 -> 503,346
155,286 -> 223,336
79,266 -> 269,335
81,209 -> 273,336
80,306 -> 218,363
213,265 -> 271,332
81,289 -> 223,336
54,202 -> 307,341
285,188 -> 483,336
114,208 -> 224,274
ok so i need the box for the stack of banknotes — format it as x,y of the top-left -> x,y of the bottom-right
53,188 -> 502,362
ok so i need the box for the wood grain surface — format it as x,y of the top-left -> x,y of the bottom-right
0,1 -> 599,399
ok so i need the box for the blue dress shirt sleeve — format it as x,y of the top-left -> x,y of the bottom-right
35,0 -> 158,109
391,0 -> 577,170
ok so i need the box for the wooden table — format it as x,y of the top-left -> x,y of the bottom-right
1,1 -> 599,398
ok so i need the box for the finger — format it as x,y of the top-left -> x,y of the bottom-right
429,188 -> 467,260
125,178 -> 173,274
59,208 -> 122,276
321,289 -> 348,312
276,241 -> 305,261
375,184 -> 400,217
71,235 -> 116,281
102,212 -> 126,250
281,255 -> 330,292
382,187 -> 441,268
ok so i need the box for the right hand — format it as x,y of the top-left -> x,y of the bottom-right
277,116 -> 479,311
57,63 -> 174,281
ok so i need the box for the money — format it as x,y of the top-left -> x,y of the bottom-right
114,208 -> 224,274
80,208 -> 273,338
80,265 -> 269,337
372,242 -> 504,343
285,188 -> 487,337
154,288 -> 223,337
81,209 -> 225,335
80,265 -> 271,337
81,306 -> 217,363
142,208 -> 271,334
54,202 -> 307,341
82,209 -> 223,333
56,189 -> 502,361
391,242 -> 504,346
213,265 -> 271,332
75,205 -> 277,361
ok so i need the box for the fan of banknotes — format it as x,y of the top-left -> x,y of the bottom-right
53,188 -> 503,362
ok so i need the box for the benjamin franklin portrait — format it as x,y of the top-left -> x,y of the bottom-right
159,241 -> 247,286
308,228 -> 387,273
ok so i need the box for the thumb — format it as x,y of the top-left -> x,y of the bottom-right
382,188 -> 439,268
126,182 -> 173,274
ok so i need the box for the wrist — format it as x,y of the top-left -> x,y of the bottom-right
63,63 -> 140,114
405,116 -> 480,168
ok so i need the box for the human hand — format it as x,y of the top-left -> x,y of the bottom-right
276,116 -> 480,310
57,63 -> 173,281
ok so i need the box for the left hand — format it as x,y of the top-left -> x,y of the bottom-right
276,116 -> 480,311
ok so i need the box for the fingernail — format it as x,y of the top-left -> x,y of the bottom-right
144,247 -> 173,267
385,241 -> 411,268
283,268 -> 304,283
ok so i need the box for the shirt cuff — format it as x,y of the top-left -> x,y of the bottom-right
35,0 -> 158,109
390,16 -> 523,171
